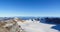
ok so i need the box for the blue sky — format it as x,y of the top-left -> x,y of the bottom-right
0,0 -> 60,17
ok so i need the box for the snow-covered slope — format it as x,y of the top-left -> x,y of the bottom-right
17,19 -> 59,32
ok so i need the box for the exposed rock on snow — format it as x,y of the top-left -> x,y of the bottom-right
0,19 -> 24,32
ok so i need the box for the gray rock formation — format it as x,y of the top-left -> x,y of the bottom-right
0,18 -> 25,32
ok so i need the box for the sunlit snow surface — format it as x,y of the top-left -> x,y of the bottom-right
17,20 -> 59,32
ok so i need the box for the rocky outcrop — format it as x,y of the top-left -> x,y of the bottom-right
0,18 -> 25,32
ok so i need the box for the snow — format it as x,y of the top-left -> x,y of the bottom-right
17,20 -> 59,32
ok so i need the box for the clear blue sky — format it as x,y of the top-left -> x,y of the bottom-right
0,0 -> 60,17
